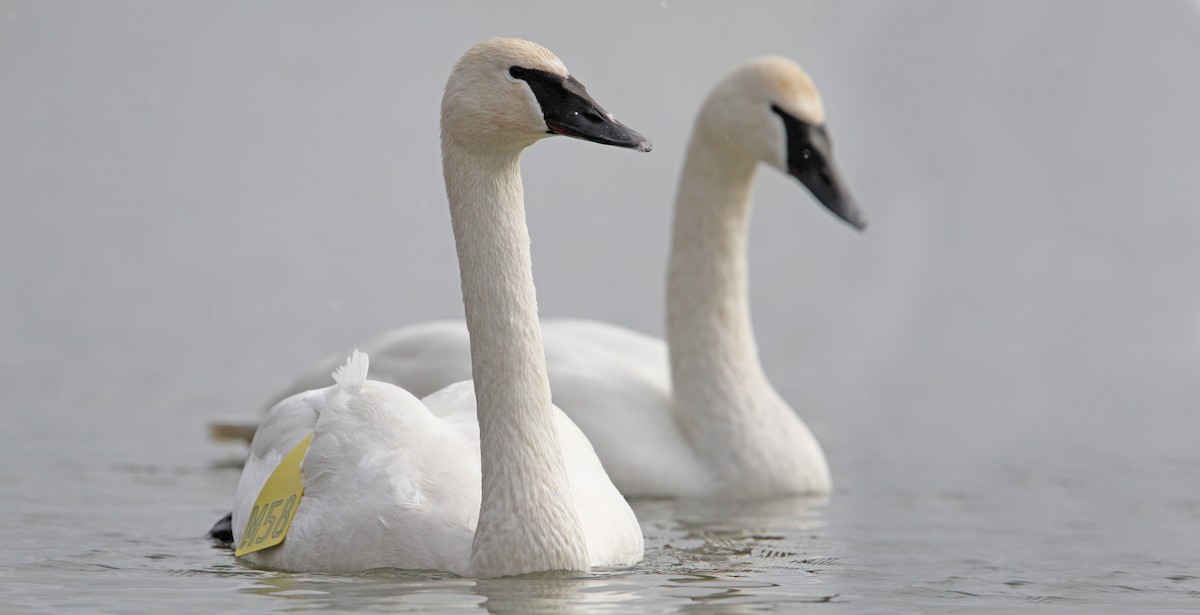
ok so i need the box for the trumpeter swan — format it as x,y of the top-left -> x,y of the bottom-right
217,55 -> 861,499
224,38 -> 650,576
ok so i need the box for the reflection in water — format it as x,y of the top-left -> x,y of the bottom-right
235,569 -> 632,614
219,496 -> 840,613
636,495 -> 830,569
473,574 -> 638,615
237,569 -> 482,611
634,496 -> 843,610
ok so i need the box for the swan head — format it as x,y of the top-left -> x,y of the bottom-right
442,38 -> 651,153
698,56 -> 865,230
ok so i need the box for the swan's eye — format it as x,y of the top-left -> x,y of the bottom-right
508,66 -> 527,79
801,148 -> 812,160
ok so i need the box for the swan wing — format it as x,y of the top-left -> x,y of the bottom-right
231,389 -> 321,550
235,379 -> 481,574
551,405 -> 643,566
541,319 -> 711,497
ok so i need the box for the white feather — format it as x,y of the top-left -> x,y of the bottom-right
331,349 -> 368,393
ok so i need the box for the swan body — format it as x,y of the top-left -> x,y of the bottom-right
270,319 -> 710,495
227,38 -> 649,576
234,354 -> 640,575
225,56 -> 862,499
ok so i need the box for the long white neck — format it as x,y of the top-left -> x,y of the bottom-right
441,136 -> 589,577
666,128 -> 830,495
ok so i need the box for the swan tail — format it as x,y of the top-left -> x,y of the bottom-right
207,420 -> 259,443
332,350 -> 369,393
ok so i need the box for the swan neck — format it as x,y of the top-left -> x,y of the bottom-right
440,137 -> 589,577
663,127 -> 832,495
667,131 -> 767,400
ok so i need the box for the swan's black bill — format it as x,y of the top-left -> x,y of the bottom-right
771,104 -> 865,230
510,66 -> 651,152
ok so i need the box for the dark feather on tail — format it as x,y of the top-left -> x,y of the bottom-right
207,511 -> 234,548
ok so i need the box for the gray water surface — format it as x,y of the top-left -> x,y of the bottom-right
3,1 -> 1200,612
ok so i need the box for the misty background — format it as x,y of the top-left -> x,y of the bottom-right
1,1 -> 1198,608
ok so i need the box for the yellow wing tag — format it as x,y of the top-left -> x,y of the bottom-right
235,434 -> 312,557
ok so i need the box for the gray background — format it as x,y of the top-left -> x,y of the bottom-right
2,1 -> 1198,611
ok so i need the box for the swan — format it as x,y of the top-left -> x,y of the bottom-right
225,38 -> 650,576
215,55 -> 862,499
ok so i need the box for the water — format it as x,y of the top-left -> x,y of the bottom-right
4,454 -> 1197,613
3,1 -> 1200,612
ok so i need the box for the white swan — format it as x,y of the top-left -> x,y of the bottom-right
227,38 -> 650,576
219,56 -> 862,499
